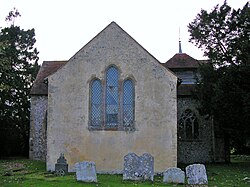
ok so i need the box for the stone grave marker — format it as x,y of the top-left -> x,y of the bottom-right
186,164 -> 208,185
123,153 -> 154,181
55,153 -> 68,176
75,161 -> 97,182
163,167 -> 185,184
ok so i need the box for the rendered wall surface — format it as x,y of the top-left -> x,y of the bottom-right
46,23 -> 177,173
29,96 -> 47,161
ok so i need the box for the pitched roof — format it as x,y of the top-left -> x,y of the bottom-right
30,61 -> 66,95
163,53 -> 209,96
163,53 -> 200,69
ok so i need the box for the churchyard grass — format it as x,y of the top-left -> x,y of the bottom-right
205,155 -> 250,187
0,156 -> 249,187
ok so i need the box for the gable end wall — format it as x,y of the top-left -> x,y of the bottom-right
46,22 -> 177,173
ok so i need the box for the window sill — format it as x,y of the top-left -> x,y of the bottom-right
88,125 -> 135,132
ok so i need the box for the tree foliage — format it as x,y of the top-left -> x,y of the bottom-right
188,1 -> 250,154
189,1 -> 249,66
0,8 -> 40,156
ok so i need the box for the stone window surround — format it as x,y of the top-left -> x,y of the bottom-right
88,64 -> 135,131
178,108 -> 200,141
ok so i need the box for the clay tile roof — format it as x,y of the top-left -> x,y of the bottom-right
30,61 -> 66,95
164,53 -> 200,69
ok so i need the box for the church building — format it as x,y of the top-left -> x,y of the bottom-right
29,22 -> 225,173
163,42 -> 226,163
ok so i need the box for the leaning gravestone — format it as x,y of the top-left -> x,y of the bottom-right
123,153 -> 154,181
163,167 -> 185,184
186,164 -> 208,185
75,161 -> 97,182
55,153 -> 68,176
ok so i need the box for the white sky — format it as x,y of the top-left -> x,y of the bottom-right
0,0 -> 247,64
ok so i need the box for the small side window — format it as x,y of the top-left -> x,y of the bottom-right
122,79 -> 134,128
90,79 -> 102,127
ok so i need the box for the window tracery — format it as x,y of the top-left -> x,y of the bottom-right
89,65 -> 135,131
179,109 -> 199,140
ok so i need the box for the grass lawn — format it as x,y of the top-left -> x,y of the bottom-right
0,156 -> 249,187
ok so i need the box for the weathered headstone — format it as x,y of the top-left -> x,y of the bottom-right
123,153 -> 140,180
163,167 -> 185,184
55,153 -> 68,176
186,164 -> 208,185
123,153 -> 154,181
75,161 -> 97,182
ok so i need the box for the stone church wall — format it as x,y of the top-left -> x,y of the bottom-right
46,22 -> 177,173
177,97 -> 213,163
29,96 -> 47,161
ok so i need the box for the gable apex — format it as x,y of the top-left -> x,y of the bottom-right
61,21 -> 177,78
67,21 -> 127,62
67,21 -> 154,61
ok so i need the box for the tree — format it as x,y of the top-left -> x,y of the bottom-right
0,8 -> 40,157
188,1 -> 250,155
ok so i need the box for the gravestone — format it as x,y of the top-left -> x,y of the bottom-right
75,161 -> 97,182
163,167 -> 185,184
123,153 -> 154,181
55,153 -> 68,176
186,164 -> 208,185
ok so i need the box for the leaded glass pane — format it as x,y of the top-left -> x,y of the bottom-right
185,118 -> 193,139
178,109 -> 199,140
123,79 -> 134,127
90,79 -> 102,127
105,66 -> 119,128
178,118 -> 185,139
194,119 -> 199,139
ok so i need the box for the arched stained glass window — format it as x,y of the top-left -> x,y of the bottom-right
105,66 -> 119,128
88,65 -> 135,131
123,79 -> 134,127
90,79 -> 102,127
178,109 -> 199,140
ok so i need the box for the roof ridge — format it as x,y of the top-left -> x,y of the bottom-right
164,53 -> 200,69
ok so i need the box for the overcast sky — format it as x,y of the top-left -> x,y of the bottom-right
0,0 -> 247,64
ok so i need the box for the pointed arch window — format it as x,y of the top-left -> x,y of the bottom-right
122,79 -> 134,127
89,65 -> 135,131
90,79 -> 102,127
178,109 -> 199,140
105,66 -> 119,128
